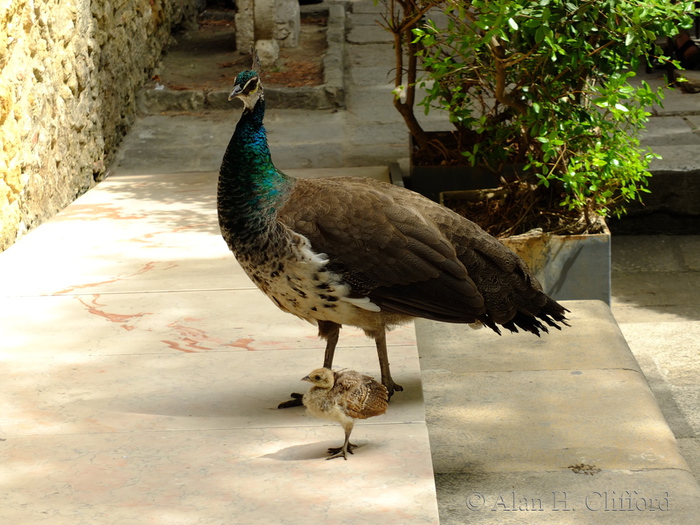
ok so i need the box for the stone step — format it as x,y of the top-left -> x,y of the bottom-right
416,300 -> 700,523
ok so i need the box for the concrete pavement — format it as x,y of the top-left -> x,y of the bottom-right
611,235 -> 700,480
0,168 -> 439,523
2,0 -> 699,523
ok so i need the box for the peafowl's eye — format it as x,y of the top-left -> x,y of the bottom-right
314,375 -> 321,381
242,77 -> 259,95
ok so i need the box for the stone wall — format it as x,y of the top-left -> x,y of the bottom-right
0,0 -> 197,252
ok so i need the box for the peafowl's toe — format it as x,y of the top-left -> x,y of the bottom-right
277,392 -> 304,409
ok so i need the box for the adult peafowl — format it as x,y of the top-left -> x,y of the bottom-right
217,70 -> 569,405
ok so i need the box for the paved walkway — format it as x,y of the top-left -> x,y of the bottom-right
2,1 -> 699,523
0,168 -> 442,523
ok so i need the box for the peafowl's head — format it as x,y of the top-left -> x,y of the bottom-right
229,70 -> 263,111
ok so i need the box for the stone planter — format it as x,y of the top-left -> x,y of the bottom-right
408,163 -> 500,202
438,188 -> 612,305
500,223 -> 611,305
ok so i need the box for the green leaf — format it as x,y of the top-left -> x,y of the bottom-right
508,18 -> 519,31
535,26 -> 546,44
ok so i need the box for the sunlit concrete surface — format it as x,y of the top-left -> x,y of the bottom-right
0,169 -> 439,524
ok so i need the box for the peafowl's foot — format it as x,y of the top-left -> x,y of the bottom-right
384,379 -> 403,400
326,442 -> 358,460
277,392 -> 304,409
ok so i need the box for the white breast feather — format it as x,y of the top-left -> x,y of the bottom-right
342,296 -> 381,312
245,232 -> 382,325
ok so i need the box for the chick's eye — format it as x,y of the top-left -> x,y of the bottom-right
314,375 -> 321,381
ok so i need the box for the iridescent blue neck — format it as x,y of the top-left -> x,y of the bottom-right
218,97 -> 293,248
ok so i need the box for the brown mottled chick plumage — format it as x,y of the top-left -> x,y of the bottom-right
302,368 -> 389,460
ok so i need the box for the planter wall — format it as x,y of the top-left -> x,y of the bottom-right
407,132 -> 500,201
408,165 -> 500,202
501,225 -> 611,305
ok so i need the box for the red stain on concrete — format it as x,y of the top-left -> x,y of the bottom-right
164,321 -> 218,352
53,203 -> 147,222
77,295 -> 151,330
163,320 -> 249,353
223,338 -> 255,351
55,261 -> 172,295
135,225 -> 201,244
161,340 -> 198,353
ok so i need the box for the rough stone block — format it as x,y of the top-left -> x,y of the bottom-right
255,39 -> 280,69
235,0 -> 255,53
274,0 -> 301,48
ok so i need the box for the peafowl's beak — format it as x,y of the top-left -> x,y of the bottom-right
301,375 -> 311,382
228,85 -> 243,101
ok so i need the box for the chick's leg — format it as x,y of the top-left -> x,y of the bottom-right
327,422 -> 356,460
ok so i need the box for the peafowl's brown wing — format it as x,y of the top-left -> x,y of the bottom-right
278,176 -> 567,333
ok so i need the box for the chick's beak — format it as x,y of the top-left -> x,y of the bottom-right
228,85 -> 243,101
301,375 -> 311,382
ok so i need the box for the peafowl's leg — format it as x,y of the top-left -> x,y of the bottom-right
320,321 -> 341,369
277,321 -> 341,409
327,422 -> 356,460
375,330 -> 403,398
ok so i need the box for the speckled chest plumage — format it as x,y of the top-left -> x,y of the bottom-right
231,223 -> 380,327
